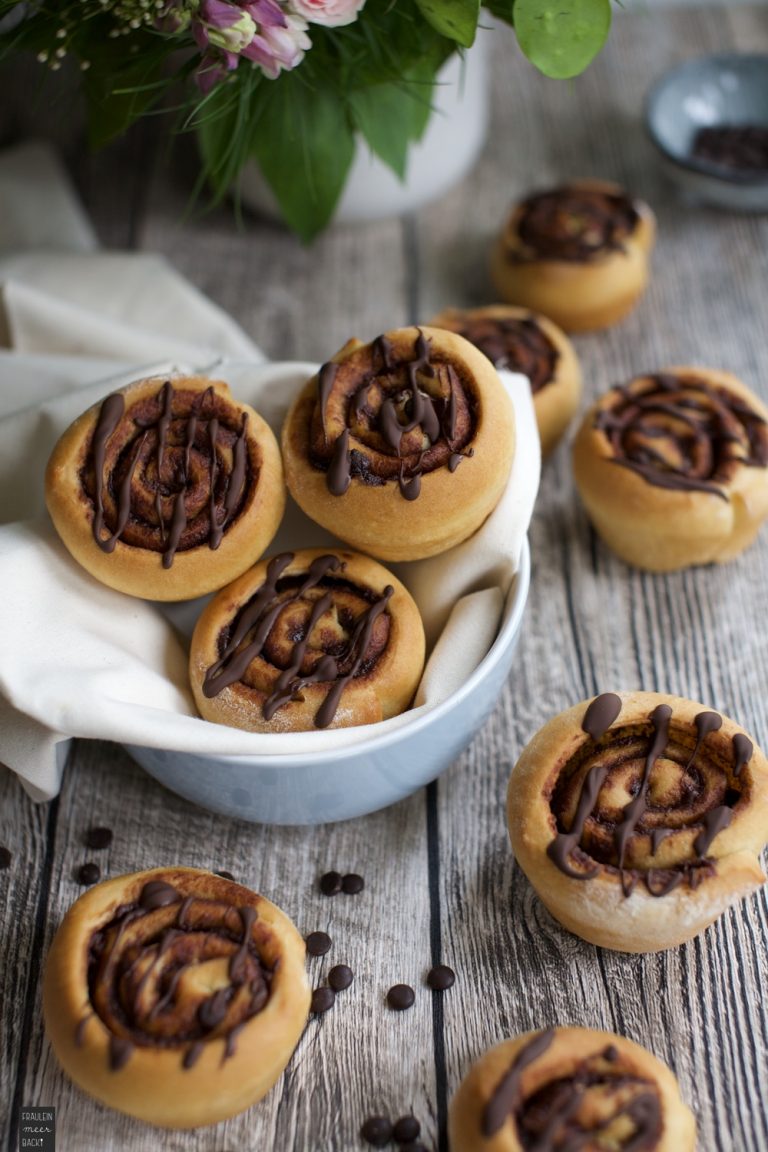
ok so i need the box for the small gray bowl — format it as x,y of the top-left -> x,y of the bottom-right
646,53 -> 768,211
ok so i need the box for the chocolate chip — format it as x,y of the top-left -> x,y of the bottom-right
306,931 -> 332,957
342,872 -> 365,894
328,964 -> 353,991
77,862 -> 101,886
393,1115 -> 421,1143
215,870 -> 236,881
0,846 -> 11,870
311,987 -> 336,1014
319,870 -> 343,895
426,964 -> 455,991
387,984 -> 415,1011
361,1116 -> 392,1146
84,826 -> 113,850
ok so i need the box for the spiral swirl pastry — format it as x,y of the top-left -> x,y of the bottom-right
449,1027 -> 696,1151
508,692 -> 768,952
45,375 -> 285,600
491,180 -> 656,332
42,867 -> 310,1128
281,326 -> 515,561
189,548 -> 425,733
428,306 -> 582,456
573,368 -> 768,571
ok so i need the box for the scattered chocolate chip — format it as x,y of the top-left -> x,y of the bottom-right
84,826 -> 113,850
0,846 -> 11,870
361,1116 -> 393,1146
77,862 -> 101,886
342,872 -> 365,894
328,964 -> 353,991
215,870 -> 236,881
393,1115 -> 421,1143
387,984 -> 415,1011
319,870 -> 343,895
311,987 -> 336,1014
426,964 -> 455,991
306,931 -> 332,957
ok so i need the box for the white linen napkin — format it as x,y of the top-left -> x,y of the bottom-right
0,144 -> 540,802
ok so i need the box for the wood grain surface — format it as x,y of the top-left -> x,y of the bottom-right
2,5 -> 768,1151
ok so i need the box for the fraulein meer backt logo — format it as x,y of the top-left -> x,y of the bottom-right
19,1107 -> 55,1152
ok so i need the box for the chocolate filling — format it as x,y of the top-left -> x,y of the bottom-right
511,186 -> 640,263
595,372 -> 768,498
84,382 -> 255,565
78,880 -> 273,1071
310,330 -> 477,501
546,694 -> 751,896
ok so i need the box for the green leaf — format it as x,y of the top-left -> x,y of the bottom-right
251,75 -> 355,243
349,64 -> 437,178
514,0 -> 611,79
415,0 -> 480,48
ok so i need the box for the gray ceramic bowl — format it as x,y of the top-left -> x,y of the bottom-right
126,539 -> 530,826
646,53 -> 768,211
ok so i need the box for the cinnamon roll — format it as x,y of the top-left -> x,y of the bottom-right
573,368 -> 768,570
42,867 -> 310,1128
427,305 -> 581,456
45,374 -> 285,600
189,548 -> 425,733
491,181 -> 656,332
281,326 -> 515,561
449,1027 -> 696,1151
507,692 -> 768,952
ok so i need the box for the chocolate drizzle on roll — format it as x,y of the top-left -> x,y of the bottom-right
79,878 -> 273,1072
482,1030 -> 662,1148
444,314 -> 559,394
86,381 -> 254,566
547,697 -> 753,897
202,553 -> 394,729
594,372 -> 768,499
511,186 -> 640,263
312,329 -> 476,500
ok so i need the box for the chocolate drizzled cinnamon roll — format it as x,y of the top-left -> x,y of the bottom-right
190,549 -> 425,733
573,368 -> 768,570
449,1027 -> 696,1151
45,375 -> 285,600
42,868 -> 310,1128
428,306 -> 582,455
508,692 -> 768,952
281,327 -> 515,561
491,180 -> 655,332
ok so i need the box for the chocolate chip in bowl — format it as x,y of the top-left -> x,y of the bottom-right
646,52 -> 768,211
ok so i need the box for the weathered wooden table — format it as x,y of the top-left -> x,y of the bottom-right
2,5 -> 768,1150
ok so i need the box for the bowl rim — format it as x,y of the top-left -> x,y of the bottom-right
645,52 -> 768,186
127,536 -> 531,770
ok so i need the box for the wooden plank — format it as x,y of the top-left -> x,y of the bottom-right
421,8 -> 768,1152
16,741 -> 437,1152
0,766 -> 54,1145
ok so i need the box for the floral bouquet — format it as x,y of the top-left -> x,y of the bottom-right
0,0 -> 612,239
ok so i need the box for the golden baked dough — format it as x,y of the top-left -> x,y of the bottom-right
427,305 -> 581,456
573,367 -> 768,571
281,326 -> 515,561
45,374 -> 285,600
190,548 -> 425,733
491,180 -> 656,332
507,691 -> 768,952
449,1026 -> 696,1151
42,867 -> 310,1128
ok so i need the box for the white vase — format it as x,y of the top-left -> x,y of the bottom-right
237,30 -> 490,225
